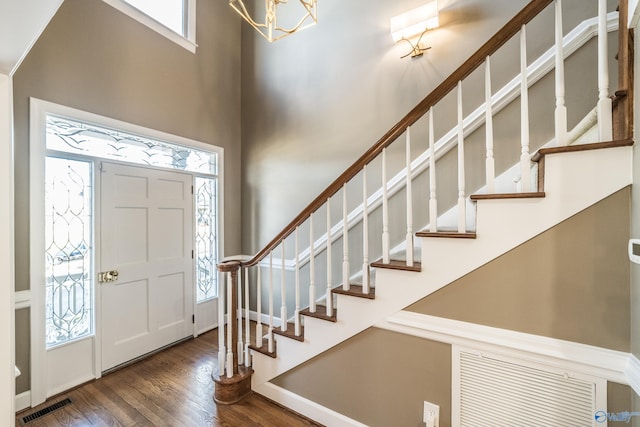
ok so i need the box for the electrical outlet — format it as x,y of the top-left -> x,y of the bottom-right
423,401 -> 439,427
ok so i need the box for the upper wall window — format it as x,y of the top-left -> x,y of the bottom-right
102,0 -> 197,53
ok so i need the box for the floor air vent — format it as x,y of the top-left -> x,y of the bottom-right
22,398 -> 72,423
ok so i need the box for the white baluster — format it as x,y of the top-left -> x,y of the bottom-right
237,269 -> 243,366
362,166 -> 370,293
555,0 -> 568,146
405,127 -> 414,267
256,265 -> 263,348
485,57 -> 496,192
244,267 -> 251,367
226,271 -> 233,378
218,270 -> 226,376
429,108 -> 438,232
309,213 -> 316,313
294,227 -> 301,336
457,81 -> 467,233
280,242 -> 287,332
342,184 -> 350,291
520,25 -> 532,192
597,0 -> 612,141
326,198 -> 333,317
268,252 -> 274,353
382,148 -> 390,263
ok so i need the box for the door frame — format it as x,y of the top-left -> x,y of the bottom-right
29,98 -> 224,406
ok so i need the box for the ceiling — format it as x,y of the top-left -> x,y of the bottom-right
0,0 -> 64,75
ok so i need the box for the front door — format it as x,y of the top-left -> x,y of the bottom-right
100,162 -> 194,371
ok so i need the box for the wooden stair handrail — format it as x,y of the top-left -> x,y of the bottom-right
241,0 -> 555,267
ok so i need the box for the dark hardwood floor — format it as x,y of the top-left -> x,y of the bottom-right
16,328 -> 322,426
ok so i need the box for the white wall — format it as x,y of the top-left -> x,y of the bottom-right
0,72 -> 16,426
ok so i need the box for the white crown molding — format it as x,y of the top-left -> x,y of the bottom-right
256,13 -> 619,272
376,311 -> 631,385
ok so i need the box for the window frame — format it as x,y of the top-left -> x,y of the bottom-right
102,0 -> 197,53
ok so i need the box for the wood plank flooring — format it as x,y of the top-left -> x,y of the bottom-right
16,328 -> 322,426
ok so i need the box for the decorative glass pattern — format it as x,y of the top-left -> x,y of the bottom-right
45,157 -> 93,347
195,177 -> 218,301
46,115 -> 217,175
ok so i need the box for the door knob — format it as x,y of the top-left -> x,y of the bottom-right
98,270 -> 119,283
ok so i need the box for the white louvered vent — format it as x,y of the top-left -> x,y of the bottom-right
454,348 -> 605,427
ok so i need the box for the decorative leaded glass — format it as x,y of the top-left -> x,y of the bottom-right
45,157 -> 93,347
46,115 -> 217,175
195,176 -> 218,301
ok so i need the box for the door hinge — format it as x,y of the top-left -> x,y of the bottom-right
191,185 -> 194,194
191,250 -> 194,259
192,314 -> 195,324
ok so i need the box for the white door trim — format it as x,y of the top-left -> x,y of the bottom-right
29,97 -> 224,406
0,73 -> 16,426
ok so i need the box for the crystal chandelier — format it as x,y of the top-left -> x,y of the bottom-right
230,0 -> 318,42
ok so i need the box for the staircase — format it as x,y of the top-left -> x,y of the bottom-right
213,0 -> 634,420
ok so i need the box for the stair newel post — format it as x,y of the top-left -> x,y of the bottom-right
256,265 -> 263,348
217,269 -> 226,376
520,24 -> 532,192
382,147 -> 390,263
554,0 -> 568,146
456,81 -> 467,233
362,165 -> 370,293
236,268 -> 243,366
342,183 -> 350,291
268,251 -> 275,354
244,266 -> 251,367
597,0 -> 613,141
428,108 -> 438,233
213,260 -> 252,405
280,242 -> 287,332
326,198 -> 333,317
217,261 -> 241,378
485,57 -> 496,192
294,227 -> 301,336
405,127 -> 414,267
309,212 -> 316,313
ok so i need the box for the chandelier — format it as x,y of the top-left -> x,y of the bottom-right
230,0 -> 318,42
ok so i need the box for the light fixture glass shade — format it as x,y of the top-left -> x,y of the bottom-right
230,0 -> 318,42
390,1 -> 439,42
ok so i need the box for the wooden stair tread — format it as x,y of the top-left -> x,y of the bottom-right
370,259 -> 422,272
470,192 -> 545,200
332,284 -> 375,299
531,139 -> 633,162
249,342 -> 277,358
300,305 -> 337,322
416,231 -> 477,239
272,323 -> 304,342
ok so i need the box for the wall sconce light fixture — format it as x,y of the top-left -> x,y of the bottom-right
390,1 -> 439,59
230,0 -> 318,43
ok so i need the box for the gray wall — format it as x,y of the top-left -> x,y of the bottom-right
408,188 -> 631,352
632,10 -> 640,420
12,0 -> 242,393
240,0 -> 618,255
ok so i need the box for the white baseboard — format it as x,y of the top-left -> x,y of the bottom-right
256,382 -> 367,427
15,390 -> 30,413
248,309 -> 283,328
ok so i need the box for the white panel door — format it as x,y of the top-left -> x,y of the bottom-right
100,162 -> 193,371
